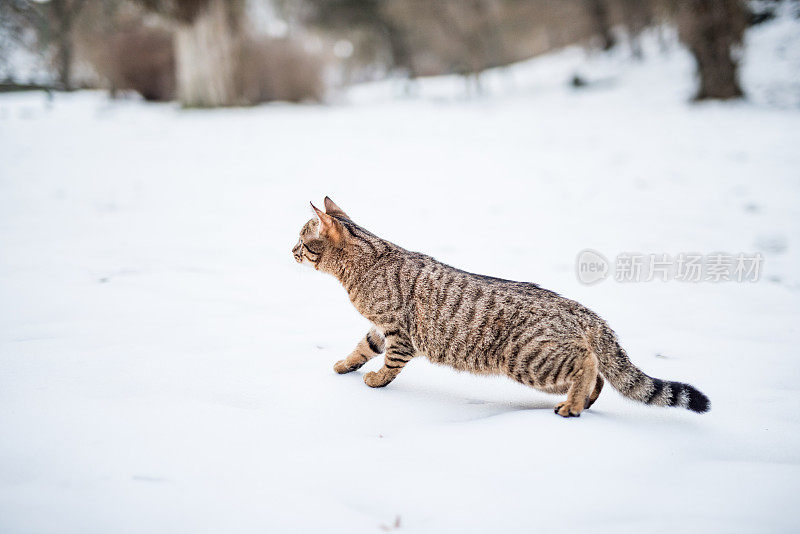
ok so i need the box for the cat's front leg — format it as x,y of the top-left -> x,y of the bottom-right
364,330 -> 415,388
334,327 -> 385,374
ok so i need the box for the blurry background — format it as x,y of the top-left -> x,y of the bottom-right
0,0 -> 790,104
1,2 -> 800,534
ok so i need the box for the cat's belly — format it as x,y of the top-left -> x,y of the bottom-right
420,343 -> 508,376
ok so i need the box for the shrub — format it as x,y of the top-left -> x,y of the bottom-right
239,36 -> 326,104
91,23 -> 175,102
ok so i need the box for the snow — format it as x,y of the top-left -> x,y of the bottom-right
1,13 -> 799,534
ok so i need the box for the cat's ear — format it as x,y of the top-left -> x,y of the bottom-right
323,196 -> 350,220
310,201 -> 343,243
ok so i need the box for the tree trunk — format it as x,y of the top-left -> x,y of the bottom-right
50,0 -> 80,91
586,0 -> 615,51
56,29 -> 73,90
620,0 -> 651,60
678,0 -> 746,100
173,0 -> 241,107
382,19 -> 415,78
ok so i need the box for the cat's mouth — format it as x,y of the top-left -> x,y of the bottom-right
292,244 -> 303,263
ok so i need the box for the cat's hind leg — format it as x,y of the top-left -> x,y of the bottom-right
584,373 -> 604,409
554,350 -> 599,418
334,327 -> 385,374
364,330 -> 414,388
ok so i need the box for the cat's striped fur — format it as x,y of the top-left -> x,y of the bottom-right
293,197 -> 710,417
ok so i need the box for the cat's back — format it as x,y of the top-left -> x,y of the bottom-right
358,246 -> 598,331
397,250 -> 597,334
402,250 -> 567,310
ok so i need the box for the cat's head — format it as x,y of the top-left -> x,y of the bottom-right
292,196 -> 351,269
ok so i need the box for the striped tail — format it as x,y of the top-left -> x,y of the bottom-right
596,343 -> 710,413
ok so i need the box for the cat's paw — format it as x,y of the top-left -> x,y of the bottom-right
554,401 -> 582,418
364,371 -> 391,388
334,359 -> 357,374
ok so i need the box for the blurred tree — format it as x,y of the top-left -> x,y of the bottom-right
585,0 -> 615,51
386,0 -> 600,88
0,4 -> 24,79
281,0 -> 416,77
677,0 -> 746,100
93,22 -> 176,101
618,0 -> 652,59
289,0 -> 641,87
48,0 -> 87,90
138,0 -> 245,106
428,0 -> 507,90
3,0 -> 88,90
398,0 -> 512,92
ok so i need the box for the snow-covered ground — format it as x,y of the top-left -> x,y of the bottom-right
1,14 -> 799,534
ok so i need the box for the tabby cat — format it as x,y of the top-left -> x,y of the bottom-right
293,197 -> 710,417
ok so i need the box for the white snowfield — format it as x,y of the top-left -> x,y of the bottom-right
1,15 -> 799,534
